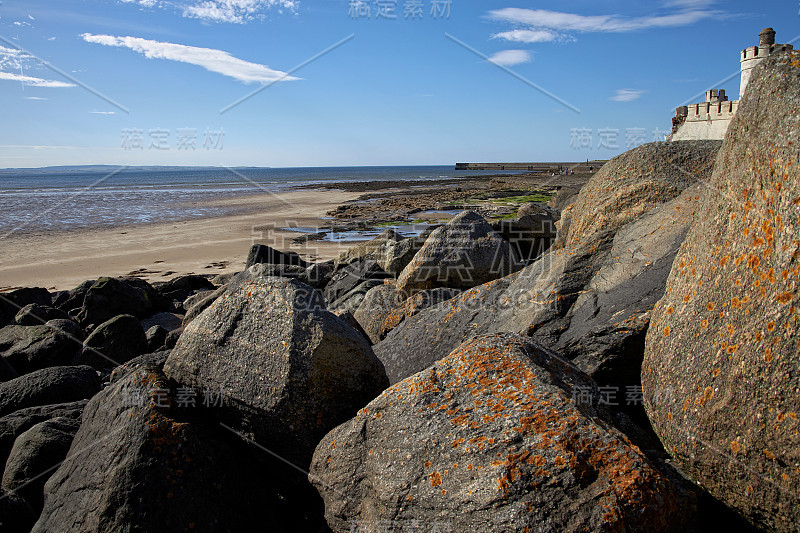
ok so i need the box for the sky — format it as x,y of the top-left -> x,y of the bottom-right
0,0 -> 797,168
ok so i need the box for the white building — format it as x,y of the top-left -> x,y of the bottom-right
669,28 -> 792,141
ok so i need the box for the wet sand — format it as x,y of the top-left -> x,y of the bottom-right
0,189 -> 364,291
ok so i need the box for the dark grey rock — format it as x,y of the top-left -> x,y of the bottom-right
182,286 -> 225,326
491,210 -> 556,264
109,351 -> 170,384
14,304 -> 71,326
379,234 -> 425,275
163,328 -> 182,350
0,288 -> 51,327
0,400 -> 86,470
2,416 -> 81,510
642,51 -> 800,532
311,334 -> 695,532
396,211 -> 521,294
0,325 -> 82,375
139,311 -> 182,332
152,274 -> 215,303
51,280 -> 94,313
327,279 -> 386,314
231,262 -> 307,284
78,314 -> 148,370
246,243 -> 307,268
334,229 -> 402,269
164,277 -> 388,466
323,259 -> 392,305
181,289 -> 213,313
33,364 -> 324,532
76,277 -> 166,327
43,319 -> 83,340
0,367 -> 99,418
145,325 -> 168,353
301,260 -> 334,290
0,487 -> 35,533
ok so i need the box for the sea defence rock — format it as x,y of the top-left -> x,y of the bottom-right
246,243 -> 307,269
311,334 -> 693,532
327,279 -> 385,314
13,304 -> 71,326
642,51 -> 800,531
75,277 -> 166,327
353,284 -> 458,344
0,400 -> 87,470
0,325 -> 81,375
492,204 -> 557,263
151,274 -> 216,304
323,259 -> 392,305
0,366 -> 99,418
2,416 -> 81,510
334,229 -> 403,269
164,277 -> 389,466
78,314 -> 148,369
395,211 -> 521,294
0,487 -> 35,533
181,286 -> 225,326
33,364 -> 307,532
0,288 -> 51,328
374,140 -> 720,384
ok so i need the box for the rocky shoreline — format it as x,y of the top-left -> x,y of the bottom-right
0,52 -> 798,532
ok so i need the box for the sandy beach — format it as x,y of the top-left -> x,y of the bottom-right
0,189 -> 364,291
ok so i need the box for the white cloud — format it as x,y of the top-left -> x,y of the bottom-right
47,37 -> 56,41
183,0 -> 298,23
610,89 -> 645,102
81,33 -> 298,84
0,71 -> 75,88
488,8 -> 717,34
491,29 -> 560,43
13,21 -> 32,27
487,49 -> 532,67
90,110 -> 116,114
24,96 -> 47,100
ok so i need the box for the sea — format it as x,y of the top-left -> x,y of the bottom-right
0,166 -> 510,236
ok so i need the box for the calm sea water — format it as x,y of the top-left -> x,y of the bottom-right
0,166 -> 507,235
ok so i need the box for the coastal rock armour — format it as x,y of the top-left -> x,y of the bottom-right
310,334 -> 694,532
323,259 -> 392,305
642,51 -> 800,531
0,324 -> 81,375
75,277 -> 167,327
0,288 -> 51,328
395,211 -> 521,294
33,364 -> 311,532
374,176 -> 713,385
78,314 -> 148,369
2,416 -> 81,510
246,243 -> 308,269
0,366 -> 99,418
164,277 -> 389,466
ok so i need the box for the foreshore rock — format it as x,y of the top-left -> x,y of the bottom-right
311,334 -> 695,532
374,141 -> 720,385
164,277 -> 388,466
642,51 -> 800,531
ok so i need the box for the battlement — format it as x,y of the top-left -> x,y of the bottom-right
676,100 -> 739,122
741,44 -> 794,62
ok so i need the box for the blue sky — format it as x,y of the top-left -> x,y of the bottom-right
0,0 -> 797,168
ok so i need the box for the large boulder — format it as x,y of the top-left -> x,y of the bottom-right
311,334 -> 694,532
182,285 -> 225,326
0,366 -> 99,418
0,288 -> 51,327
642,51 -> 800,531
151,274 -> 215,304
491,208 -> 557,264
246,243 -> 307,269
395,211 -> 521,294
0,400 -> 87,470
334,229 -> 402,269
78,314 -> 148,369
327,278 -> 386,314
33,363 -> 323,532
373,142 -> 719,385
13,304 -> 71,326
323,259 -> 392,305
164,277 -> 389,466
353,285 -> 458,344
76,277 -> 165,326
51,280 -> 94,314
0,487 -> 35,533
2,416 -> 81,510
0,325 -> 81,375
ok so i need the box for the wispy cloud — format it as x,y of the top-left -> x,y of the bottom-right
0,71 -> 75,87
488,7 -> 718,42
89,110 -> 116,114
24,96 -> 47,100
487,49 -> 531,67
81,33 -> 299,84
491,29 -> 561,43
183,0 -> 298,23
610,88 -> 645,102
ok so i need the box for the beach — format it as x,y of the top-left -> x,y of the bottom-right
0,189 -> 364,291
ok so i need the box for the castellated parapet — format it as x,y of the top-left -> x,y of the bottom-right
670,28 -> 791,142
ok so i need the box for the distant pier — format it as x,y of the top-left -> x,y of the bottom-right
455,161 -> 606,172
